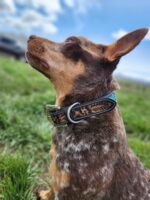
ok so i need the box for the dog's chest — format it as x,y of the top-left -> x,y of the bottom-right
51,128 -> 117,200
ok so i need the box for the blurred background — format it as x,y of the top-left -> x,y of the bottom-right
0,0 -> 150,199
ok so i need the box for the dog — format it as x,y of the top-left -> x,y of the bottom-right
26,28 -> 150,200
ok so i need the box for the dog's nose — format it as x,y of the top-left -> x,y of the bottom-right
28,35 -> 37,40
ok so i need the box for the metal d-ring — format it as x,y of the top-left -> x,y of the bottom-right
67,102 -> 82,124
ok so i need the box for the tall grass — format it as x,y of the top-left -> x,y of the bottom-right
0,155 -> 37,200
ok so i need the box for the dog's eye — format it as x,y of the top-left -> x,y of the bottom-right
97,45 -> 107,53
63,37 -> 82,61
64,37 -> 81,51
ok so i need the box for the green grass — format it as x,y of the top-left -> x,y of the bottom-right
118,82 -> 150,139
0,155 -> 36,200
0,56 -> 150,198
128,137 -> 150,168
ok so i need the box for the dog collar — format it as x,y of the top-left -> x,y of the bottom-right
45,91 -> 117,126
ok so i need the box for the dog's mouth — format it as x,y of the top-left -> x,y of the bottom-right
26,52 -> 49,69
26,52 -> 50,78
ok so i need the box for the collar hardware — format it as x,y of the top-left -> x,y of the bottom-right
45,91 -> 117,126
67,102 -> 83,124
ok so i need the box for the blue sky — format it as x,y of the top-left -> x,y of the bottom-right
0,0 -> 150,82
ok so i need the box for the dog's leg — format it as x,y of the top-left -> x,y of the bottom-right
38,188 -> 54,200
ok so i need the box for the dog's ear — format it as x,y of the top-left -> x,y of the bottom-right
105,28 -> 148,62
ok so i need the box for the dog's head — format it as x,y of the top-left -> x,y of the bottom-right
26,28 -> 148,106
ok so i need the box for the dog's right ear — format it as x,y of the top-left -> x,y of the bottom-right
105,28 -> 149,62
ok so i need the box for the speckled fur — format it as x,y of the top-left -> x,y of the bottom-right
26,29 -> 150,200
52,108 -> 150,200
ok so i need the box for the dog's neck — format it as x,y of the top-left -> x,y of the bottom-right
60,76 -> 120,107
54,78 -> 127,153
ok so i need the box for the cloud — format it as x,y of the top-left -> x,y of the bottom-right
145,29 -> 150,40
0,1 -> 60,48
0,0 -> 62,38
0,0 -> 16,13
63,0 -> 101,33
21,9 -> 58,34
112,29 -> 128,39
64,0 -> 101,14
14,0 -> 62,14
0,0 -> 101,46
64,0 -> 75,8
112,28 -> 150,41
1,10 -> 58,35
37,0 -> 62,14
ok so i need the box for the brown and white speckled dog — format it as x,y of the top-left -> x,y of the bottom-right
26,28 -> 150,200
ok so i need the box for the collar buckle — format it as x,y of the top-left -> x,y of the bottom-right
67,102 -> 83,124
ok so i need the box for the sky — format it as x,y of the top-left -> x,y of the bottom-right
0,0 -> 150,82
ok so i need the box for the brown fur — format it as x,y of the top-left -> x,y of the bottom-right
27,37 -> 85,106
26,28 -> 150,200
49,143 -> 70,193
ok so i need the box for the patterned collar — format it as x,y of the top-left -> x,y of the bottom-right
45,91 -> 117,126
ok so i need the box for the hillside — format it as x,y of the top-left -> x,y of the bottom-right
0,56 -> 150,199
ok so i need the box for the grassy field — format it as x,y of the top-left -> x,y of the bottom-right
0,56 -> 150,199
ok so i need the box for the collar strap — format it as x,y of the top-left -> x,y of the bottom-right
45,91 -> 117,126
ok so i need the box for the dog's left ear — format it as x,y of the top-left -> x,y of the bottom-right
105,28 -> 149,62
